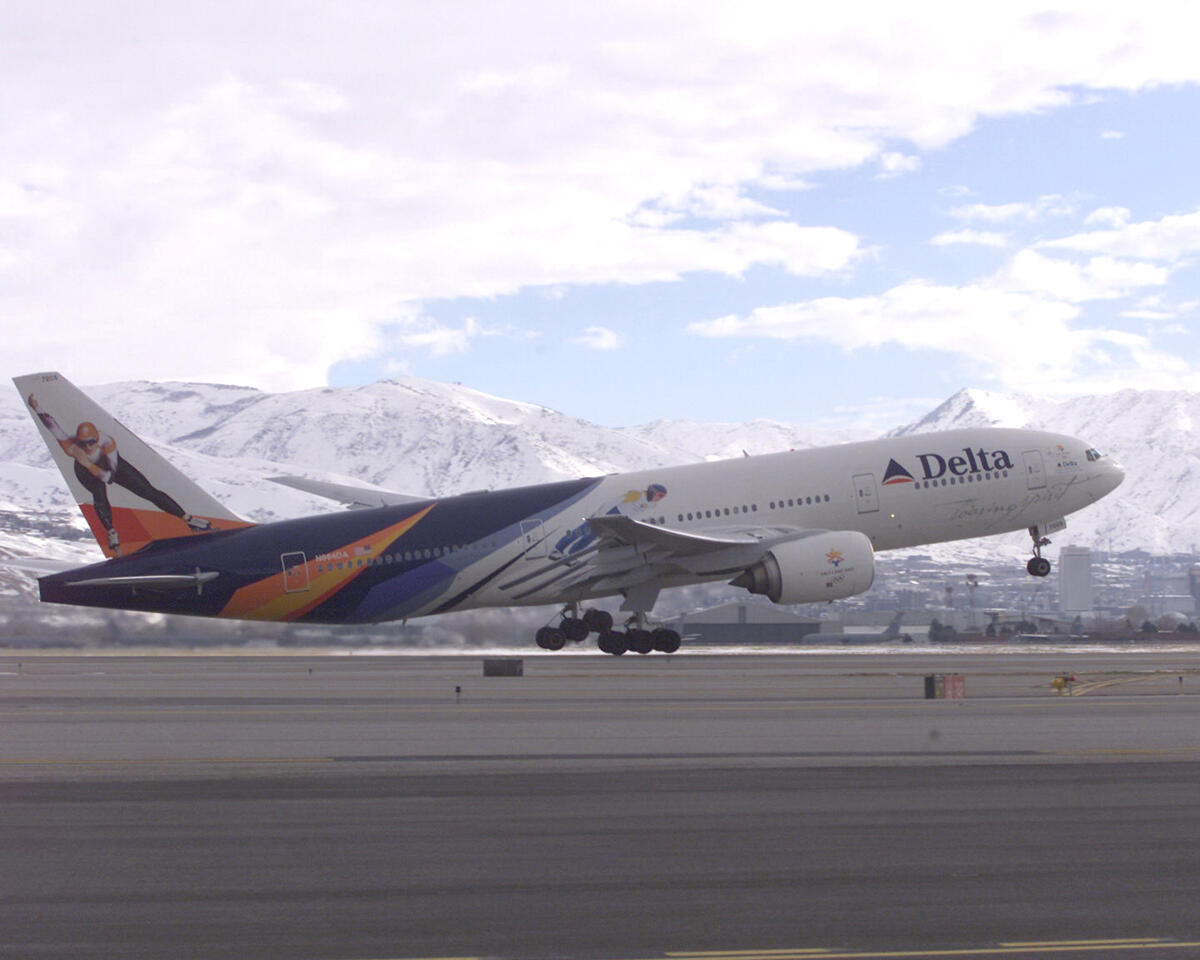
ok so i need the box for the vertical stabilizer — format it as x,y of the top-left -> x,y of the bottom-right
13,371 -> 249,558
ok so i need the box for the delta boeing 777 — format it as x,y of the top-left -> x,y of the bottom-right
12,372 -> 1124,654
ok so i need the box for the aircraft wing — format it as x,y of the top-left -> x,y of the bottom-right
502,513 -> 821,602
269,476 -> 427,509
583,514 -> 803,557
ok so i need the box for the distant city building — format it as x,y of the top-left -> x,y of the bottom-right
1138,594 -> 1197,618
1059,545 -> 1094,614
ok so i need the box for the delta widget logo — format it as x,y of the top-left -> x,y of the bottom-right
881,458 -> 915,485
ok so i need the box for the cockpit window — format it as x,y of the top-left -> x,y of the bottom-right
1085,448 -> 1104,462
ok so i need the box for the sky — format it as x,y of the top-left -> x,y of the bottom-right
3,2 -> 1200,430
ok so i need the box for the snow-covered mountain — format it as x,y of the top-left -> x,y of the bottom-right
1,376 -> 1196,568
0,376 -> 857,554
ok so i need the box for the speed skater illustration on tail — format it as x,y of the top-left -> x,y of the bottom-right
19,373 -> 247,558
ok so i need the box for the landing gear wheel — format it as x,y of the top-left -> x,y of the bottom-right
628,629 -> 654,654
535,626 -> 566,650
582,608 -> 614,634
1026,556 -> 1051,578
652,628 -> 681,653
560,617 -> 589,643
597,630 -> 627,656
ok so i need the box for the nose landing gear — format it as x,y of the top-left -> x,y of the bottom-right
1027,526 -> 1052,578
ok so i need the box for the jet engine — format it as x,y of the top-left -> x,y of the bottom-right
731,531 -> 875,605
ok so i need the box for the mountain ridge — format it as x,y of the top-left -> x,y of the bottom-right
2,376 -> 1196,563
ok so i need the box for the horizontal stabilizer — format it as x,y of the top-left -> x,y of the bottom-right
63,570 -> 220,594
269,475 -> 427,509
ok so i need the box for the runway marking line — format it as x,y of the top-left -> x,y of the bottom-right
669,951 -> 830,957
0,758 -> 335,767
0,698 -> 1164,721
1002,942 -> 1169,948
622,940 -> 1200,960
349,939 -> 1200,960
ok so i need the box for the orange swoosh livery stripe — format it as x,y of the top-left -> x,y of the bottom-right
218,505 -> 435,621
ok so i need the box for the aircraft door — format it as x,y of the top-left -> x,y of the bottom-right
520,519 -> 547,559
1022,450 -> 1046,490
853,473 -> 879,514
281,552 -> 310,593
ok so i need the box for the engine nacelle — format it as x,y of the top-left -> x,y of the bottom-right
732,531 -> 875,605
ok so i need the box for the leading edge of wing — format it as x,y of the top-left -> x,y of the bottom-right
268,475 -> 428,509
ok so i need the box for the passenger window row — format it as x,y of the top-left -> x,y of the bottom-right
670,493 -> 831,524
913,470 -> 1009,489
315,540 -> 500,573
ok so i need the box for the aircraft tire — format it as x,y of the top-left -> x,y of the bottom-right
629,629 -> 654,654
653,628 -> 681,653
583,608 -> 614,634
598,630 -> 627,656
1027,557 -> 1051,578
536,626 -> 566,650
561,617 -> 589,643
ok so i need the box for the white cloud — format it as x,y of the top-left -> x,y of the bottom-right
1041,207 -> 1200,261
688,216 -> 1194,396
876,152 -> 921,178
396,319 -> 476,357
1084,206 -> 1131,227
1100,129 -> 1125,140
997,250 -> 1168,302
951,194 -> 1075,223
571,326 -> 624,351
930,229 -> 1009,247
1121,295 -> 1193,322
6,6 -> 1200,388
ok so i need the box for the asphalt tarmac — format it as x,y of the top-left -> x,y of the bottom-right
2,651 -> 1199,960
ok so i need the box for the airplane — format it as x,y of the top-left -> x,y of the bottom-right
10,371 -> 1125,655
801,610 -> 913,645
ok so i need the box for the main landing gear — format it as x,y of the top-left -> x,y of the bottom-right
1027,526 -> 1052,578
534,605 -> 681,655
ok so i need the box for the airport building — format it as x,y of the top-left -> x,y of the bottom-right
1059,545 -> 1094,615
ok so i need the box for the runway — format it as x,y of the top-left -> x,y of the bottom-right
2,651 -> 1199,959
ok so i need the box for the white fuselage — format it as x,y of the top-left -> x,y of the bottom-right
434,427 -> 1124,614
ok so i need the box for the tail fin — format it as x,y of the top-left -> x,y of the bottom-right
13,371 -> 249,559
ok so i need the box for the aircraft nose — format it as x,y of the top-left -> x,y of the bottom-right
1102,456 -> 1125,493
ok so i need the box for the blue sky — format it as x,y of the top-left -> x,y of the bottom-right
4,5 -> 1200,431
